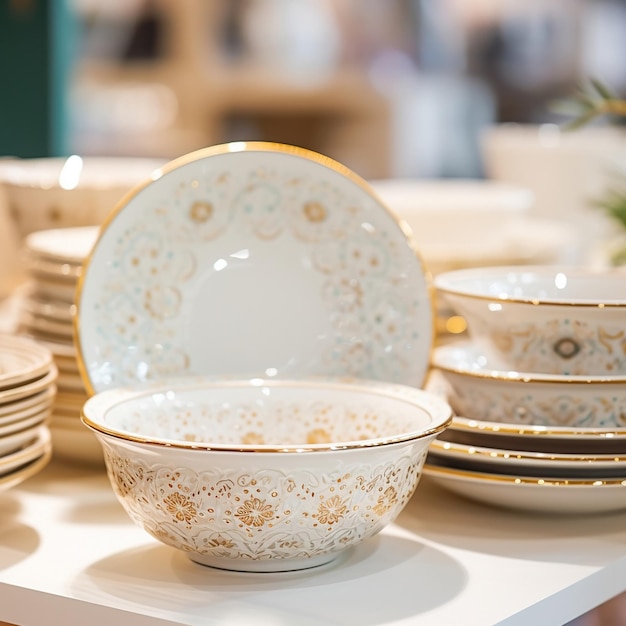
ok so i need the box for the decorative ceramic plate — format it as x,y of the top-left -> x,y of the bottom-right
0,447 -> 51,492
0,395 -> 53,426
0,367 -> 57,405
28,277 -> 77,303
437,415 -> 626,456
423,463 -> 626,514
0,386 -> 56,418
75,143 -> 433,394
22,296 -> 74,323
429,438 -> 626,472
0,334 -> 54,390
0,407 -> 50,438
0,426 -> 50,476
425,370 -> 626,454
0,423 -> 43,457
24,226 -> 98,265
19,312 -> 73,341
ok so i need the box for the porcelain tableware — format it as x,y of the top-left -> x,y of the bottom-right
434,266 -> 626,375
369,178 -> 533,249
0,426 -> 51,477
0,408 -> 50,438
429,438 -> 626,473
423,462 -> 626,515
431,341 -> 626,429
0,157 -> 165,237
24,226 -> 99,266
0,447 -> 51,492
0,367 -> 57,406
75,142 -> 434,393
0,386 -> 56,418
0,334 -> 54,390
0,422 -> 45,457
82,376 -> 452,572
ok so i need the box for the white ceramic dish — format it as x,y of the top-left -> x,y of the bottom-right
22,296 -> 74,323
431,341 -> 626,429
434,265 -> 626,375
0,447 -> 51,492
24,335 -> 75,359
75,142 -> 433,394
369,178 -> 533,247
438,415 -> 626,456
429,438 -> 626,472
25,257 -> 81,282
0,407 -> 50,438
27,277 -> 77,304
0,423 -> 44,457
481,124 -> 625,262
0,385 -> 56,418
82,376 -> 452,572
0,426 -> 50,476
24,226 -> 98,265
0,157 -> 165,237
0,367 -> 57,405
19,313 -> 73,341
0,334 -> 54,390
422,217 -> 575,276
0,395 -> 53,427
423,463 -> 626,514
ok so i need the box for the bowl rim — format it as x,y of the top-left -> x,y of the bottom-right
80,376 -> 453,453
433,265 -> 626,307
432,342 -> 626,385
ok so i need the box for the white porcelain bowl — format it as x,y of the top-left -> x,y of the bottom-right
434,265 -> 626,375
370,179 -> 533,247
481,123 -> 626,262
81,376 -> 452,572
0,156 -> 165,238
432,342 -> 626,429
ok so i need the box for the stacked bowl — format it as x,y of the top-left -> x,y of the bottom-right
17,226 -> 101,464
426,265 -> 626,514
73,142 -> 453,572
0,334 -> 56,490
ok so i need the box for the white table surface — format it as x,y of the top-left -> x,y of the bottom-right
1,456 -> 626,626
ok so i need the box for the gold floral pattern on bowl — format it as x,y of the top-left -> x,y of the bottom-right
82,377 -> 452,572
101,443 -> 426,571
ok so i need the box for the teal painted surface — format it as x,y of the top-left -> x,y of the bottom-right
0,0 -> 75,157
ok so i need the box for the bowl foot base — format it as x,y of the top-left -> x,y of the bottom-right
188,551 -> 338,573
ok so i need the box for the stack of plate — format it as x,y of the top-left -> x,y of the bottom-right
425,366 -> 626,515
17,226 -> 101,464
0,334 -> 56,491
424,266 -> 626,515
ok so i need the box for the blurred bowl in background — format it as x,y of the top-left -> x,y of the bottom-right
481,123 -> 626,263
370,178 -> 533,248
0,156 -> 165,238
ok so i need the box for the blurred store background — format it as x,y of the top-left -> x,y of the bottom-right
1,0 -> 625,180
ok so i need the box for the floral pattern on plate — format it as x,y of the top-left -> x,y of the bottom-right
76,144 -> 432,393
